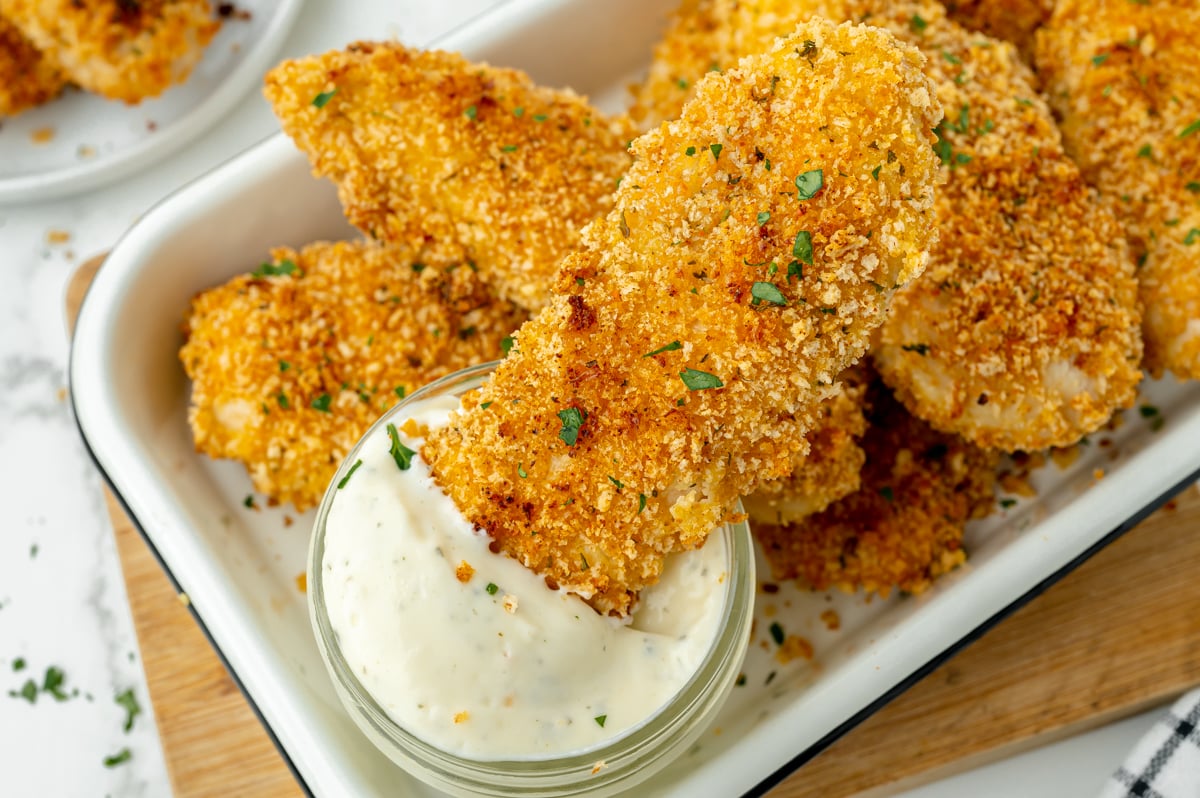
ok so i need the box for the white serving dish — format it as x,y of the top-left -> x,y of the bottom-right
70,0 -> 1200,795
0,0 -> 304,204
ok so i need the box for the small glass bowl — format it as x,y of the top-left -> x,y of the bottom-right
308,361 -> 755,797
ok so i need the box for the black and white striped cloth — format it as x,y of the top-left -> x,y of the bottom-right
1101,690 -> 1200,798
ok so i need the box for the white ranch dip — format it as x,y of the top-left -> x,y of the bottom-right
321,394 -> 729,760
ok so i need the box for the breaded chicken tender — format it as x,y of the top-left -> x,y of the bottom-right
180,240 -> 527,511
1036,0 -> 1200,379
635,0 -> 1143,451
0,15 -> 65,116
264,43 -> 634,313
424,19 -> 943,615
0,0 -> 219,104
754,376 -> 998,596
743,365 -> 869,524
942,0 -> 1054,59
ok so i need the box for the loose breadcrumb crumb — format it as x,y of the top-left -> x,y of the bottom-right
425,19 -> 942,615
776,634 -> 814,664
455,561 -> 475,583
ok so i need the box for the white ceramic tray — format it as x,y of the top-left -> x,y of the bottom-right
70,0 -> 1200,795
0,0 -> 304,204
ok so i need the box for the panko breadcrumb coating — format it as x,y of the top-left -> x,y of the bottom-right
754,375 -> 999,596
0,0 -> 218,104
264,43 -> 634,313
424,19 -> 943,615
0,15 -> 65,116
744,364 -> 869,525
943,0 -> 1054,59
633,0 -> 1144,452
1036,0 -> 1200,379
180,240 -> 527,511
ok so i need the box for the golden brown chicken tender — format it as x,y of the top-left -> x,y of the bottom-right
0,0 -> 219,103
264,43 -> 634,313
0,15 -> 65,116
743,365 -> 869,525
635,0 -> 1143,452
424,19 -> 943,615
754,375 -> 998,596
1036,0 -> 1200,380
180,240 -> 527,511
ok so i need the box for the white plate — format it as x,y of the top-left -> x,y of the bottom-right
0,0 -> 304,204
69,0 -> 1200,795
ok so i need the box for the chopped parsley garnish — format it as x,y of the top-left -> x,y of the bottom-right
1179,118 -> 1200,139
517,462 -> 528,478
794,169 -> 823,200
942,50 -> 961,65
910,13 -> 927,32
1139,404 -> 1159,418
879,486 -> 895,503
486,582 -> 499,595
871,165 -> 882,181
311,393 -> 332,413
513,106 -> 524,117
787,261 -> 803,283
751,281 -> 787,306
251,259 -> 297,278
680,368 -> 723,391
533,114 -> 548,122
638,494 -> 647,514
115,688 -> 141,733
1137,144 -> 1153,159
103,748 -> 132,768
769,622 -> 785,645
243,495 -> 255,509
311,89 -> 337,108
43,666 -> 68,701
757,211 -> 771,225
394,386 -> 406,400
463,104 -> 478,120
557,407 -> 584,446
685,146 -> 696,156
386,424 -> 416,471
411,262 -> 427,273
735,673 -> 747,686
501,144 -> 518,152
12,658 -> 25,672
710,143 -> 723,160
337,459 -> 363,490
11,679 -> 37,703
276,392 -> 289,409
1185,229 -> 1200,246
792,230 -> 814,265
278,360 -> 291,372
1091,53 -> 1109,66
580,553 -> 590,570
619,211 -> 631,238
1000,498 -> 1018,509
902,343 -> 930,356
608,475 -> 624,491
500,336 -> 515,356
594,714 -> 607,727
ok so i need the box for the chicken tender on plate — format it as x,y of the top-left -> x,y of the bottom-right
1036,0 -> 1200,379
264,43 -> 634,313
0,15 -> 65,116
424,19 -> 943,615
180,240 -> 527,511
754,375 -> 998,596
0,0 -> 219,103
743,365 -> 869,525
634,0 -> 1143,451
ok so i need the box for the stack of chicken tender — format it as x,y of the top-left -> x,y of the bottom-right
181,0 -> 1192,612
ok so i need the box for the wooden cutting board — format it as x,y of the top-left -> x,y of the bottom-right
67,257 -> 1200,797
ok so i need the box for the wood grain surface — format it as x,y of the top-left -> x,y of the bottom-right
67,257 -> 1200,797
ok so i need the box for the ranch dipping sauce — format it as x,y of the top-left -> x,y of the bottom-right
321,393 -> 730,759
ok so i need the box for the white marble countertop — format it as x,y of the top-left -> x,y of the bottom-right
0,1 -> 1169,795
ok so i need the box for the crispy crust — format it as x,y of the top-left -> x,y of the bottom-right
424,19 -> 942,615
1036,0 -> 1200,379
943,0 -> 1055,59
179,240 -> 527,511
743,364 -> 868,524
263,43 -> 634,313
1,0 -> 218,103
633,0 -> 1142,451
754,375 -> 999,596
0,15 -> 65,116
